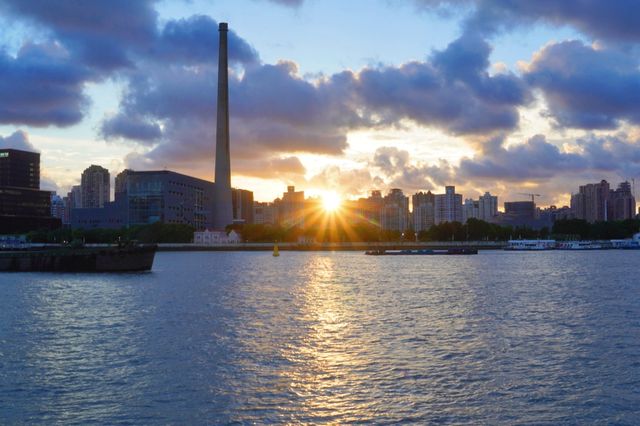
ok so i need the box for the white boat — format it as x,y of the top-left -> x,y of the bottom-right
611,233 -> 640,250
504,240 -> 556,251
556,241 -> 607,250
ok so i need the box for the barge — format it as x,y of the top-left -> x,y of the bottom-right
0,244 -> 157,272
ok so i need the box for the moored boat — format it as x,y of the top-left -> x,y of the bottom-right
0,243 -> 157,272
365,248 -> 478,255
504,240 -> 556,251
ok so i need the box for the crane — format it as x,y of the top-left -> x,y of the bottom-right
518,193 -> 542,204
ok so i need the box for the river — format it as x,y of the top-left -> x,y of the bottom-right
1,250 -> 639,424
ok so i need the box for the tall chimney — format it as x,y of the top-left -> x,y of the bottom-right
213,22 -> 234,229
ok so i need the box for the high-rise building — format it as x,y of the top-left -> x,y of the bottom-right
253,201 -> 276,225
50,193 -> 65,220
571,180 -> 610,223
462,198 -> 480,223
81,165 -> 110,208
232,188 -> 254,224
478,192 -> 498,222
213,22 -> 234,229
72,170 -> 215,230
412,191 -> 435,231
608,181 -> 636,221
434,186 -> 463,224
276,186 -> 306,227
381,188 -> 409,231
0,148 -> 59,233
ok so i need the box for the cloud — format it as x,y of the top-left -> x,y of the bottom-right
415,0 -> 640,42
353,34 -> 530,135
522,40 -> 640,130
371,146 -> 454,192
0,43 -> 93,127
0,130 -> 36,151
0,0 -> 159,70
458,133 -> 640,181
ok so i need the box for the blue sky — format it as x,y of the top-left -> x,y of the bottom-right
0,0 -> 639,207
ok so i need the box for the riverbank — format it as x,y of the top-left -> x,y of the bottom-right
156,241 -> 506,251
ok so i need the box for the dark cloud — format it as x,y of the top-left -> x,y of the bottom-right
156,15 -> 259,65
458,133 -> 640,181
414,0 -> 640,42
0,43 -> 92,127
0,0 -> 159,70
0,130 -> 36,151
100,113 -> 162,143
354,34 -> 530,135
524,40 -> 640,130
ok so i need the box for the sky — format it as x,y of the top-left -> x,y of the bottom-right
1,0 -> 639,208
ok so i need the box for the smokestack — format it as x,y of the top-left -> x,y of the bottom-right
213,22 -> 234,229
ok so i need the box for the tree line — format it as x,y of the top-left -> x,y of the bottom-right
24,217 -> 640,244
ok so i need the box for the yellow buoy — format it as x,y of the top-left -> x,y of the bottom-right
273,242 -> 280,257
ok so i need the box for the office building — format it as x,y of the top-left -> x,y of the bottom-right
72,170 -> 215,230
0,148 -> 59,233
434,186 -> 463,224
81,165 -> 110,208
412,191 -> 435,231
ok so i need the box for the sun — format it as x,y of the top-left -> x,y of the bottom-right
321,191 -> 342,213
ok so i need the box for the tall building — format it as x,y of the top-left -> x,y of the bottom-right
0,148 -> 59,233
434,186 -> 463,224
462,198 -> 480,223
381,188 -> 409,231
72,170 -> 215,230
478,192 -> 498,222
253,201 -> 276,225
50,193 -> 65,220
213,22 -> 234,229
81,165 -> 110,208
232,188 -> 254,224
570,180 -> 610,223
608,181 -> 636,221
276,186 -> 306,227
412,191 -> 435,231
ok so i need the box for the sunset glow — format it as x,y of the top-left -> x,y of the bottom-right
321,191 -> 342,213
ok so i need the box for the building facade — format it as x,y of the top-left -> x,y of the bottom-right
570,180 -> 610,223
0,148 -> 59,233
478,192 -> 498,222
276,186 -> 306,227
81,165 -> 110,208
232,188 -> 254,224
608,181 -> 636,221
434,186 -> 463,224
412,191 -> 435,231
381,188 -> 409,231
72,170 -> 215,230
253,201 -> 276,225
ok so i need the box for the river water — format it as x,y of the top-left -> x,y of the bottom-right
1,251 -> 639,424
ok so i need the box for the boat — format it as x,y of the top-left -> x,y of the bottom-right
555,241 -> 609,250
365,248 -> 478,255
0,243 -> 157,272
504,240 -> 556,251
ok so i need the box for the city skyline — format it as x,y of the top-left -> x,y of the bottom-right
1,1 -> 640,208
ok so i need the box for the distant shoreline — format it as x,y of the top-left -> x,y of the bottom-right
155,241 -> 506,252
